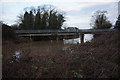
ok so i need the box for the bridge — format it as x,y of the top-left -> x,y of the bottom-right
15,29 -> 118,44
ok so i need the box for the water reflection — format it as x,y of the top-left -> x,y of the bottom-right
64,34 -> 93,44
13,51 -> 22,59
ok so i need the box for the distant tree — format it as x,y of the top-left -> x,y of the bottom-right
18,5 -> 66,30
114,15 -> 120,29
34,10 -> 42,29
29,11 -> 34,29
19,11 -> 34,30
49,11 -> 58,29
90,11 -> 112,29
48,9 -> 53,29
41,12 -> 48,29
20,11 -> 29,29
90,11 -> 112,38
17,13 -> 24,25
57,13 -> 65,29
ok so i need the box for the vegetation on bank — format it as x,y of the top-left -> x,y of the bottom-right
2,31 -> 119,78
2,24 -> 16,40
2,24 -> 30,44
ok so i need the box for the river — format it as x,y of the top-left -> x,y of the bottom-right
3,34 -> 93,59
25,34 -> 93,55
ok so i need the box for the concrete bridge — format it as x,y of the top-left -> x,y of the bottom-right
15,29 -> 118,44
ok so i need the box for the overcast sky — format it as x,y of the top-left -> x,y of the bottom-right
0,0 -> 119,29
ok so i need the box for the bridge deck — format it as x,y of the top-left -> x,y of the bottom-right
15,29 -> 117,34
15,29 -> 118,43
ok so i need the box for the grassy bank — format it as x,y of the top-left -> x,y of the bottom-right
2,31 -> 119,78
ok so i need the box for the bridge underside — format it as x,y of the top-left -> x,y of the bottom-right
18,33 -> 80,41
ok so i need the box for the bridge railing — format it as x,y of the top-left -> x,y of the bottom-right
15,30 -> 65,34
15,29 -> 118,34
78,29 -> 118,33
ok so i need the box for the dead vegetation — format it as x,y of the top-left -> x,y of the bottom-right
2,31 -> 119,78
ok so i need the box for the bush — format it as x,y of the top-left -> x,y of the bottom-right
2,24 -> 16,40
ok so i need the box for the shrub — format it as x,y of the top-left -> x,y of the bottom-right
2,24 -> 16,40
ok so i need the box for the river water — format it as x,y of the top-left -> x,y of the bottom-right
3,34 -> 93,61
21,34 -> 93,56
63,34 -> 93,44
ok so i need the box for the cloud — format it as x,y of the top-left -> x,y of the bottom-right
1,0 -> 119,2
57,2 -> 116,13
64,2 -> 117,29
74,2 -> 114,11
64,14 -> 91,29
76,0 -> 119,2
0,11 -> 17,25
0,0 -> 118,27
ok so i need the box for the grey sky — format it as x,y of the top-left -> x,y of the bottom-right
0,0 -> 119,29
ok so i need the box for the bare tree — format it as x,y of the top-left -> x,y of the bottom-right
90,10 -> 112,29
90,10 -> 112,38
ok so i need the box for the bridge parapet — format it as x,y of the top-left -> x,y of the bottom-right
15,29 -> 117,34
15,30 -> 65,34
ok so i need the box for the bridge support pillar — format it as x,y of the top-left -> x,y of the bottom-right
30,34 -> 32,41
80,34 -> 84,44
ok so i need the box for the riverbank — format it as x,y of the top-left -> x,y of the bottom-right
2,31 -> 119,78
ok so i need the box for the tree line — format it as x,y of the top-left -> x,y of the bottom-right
18,5 -> 65,30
